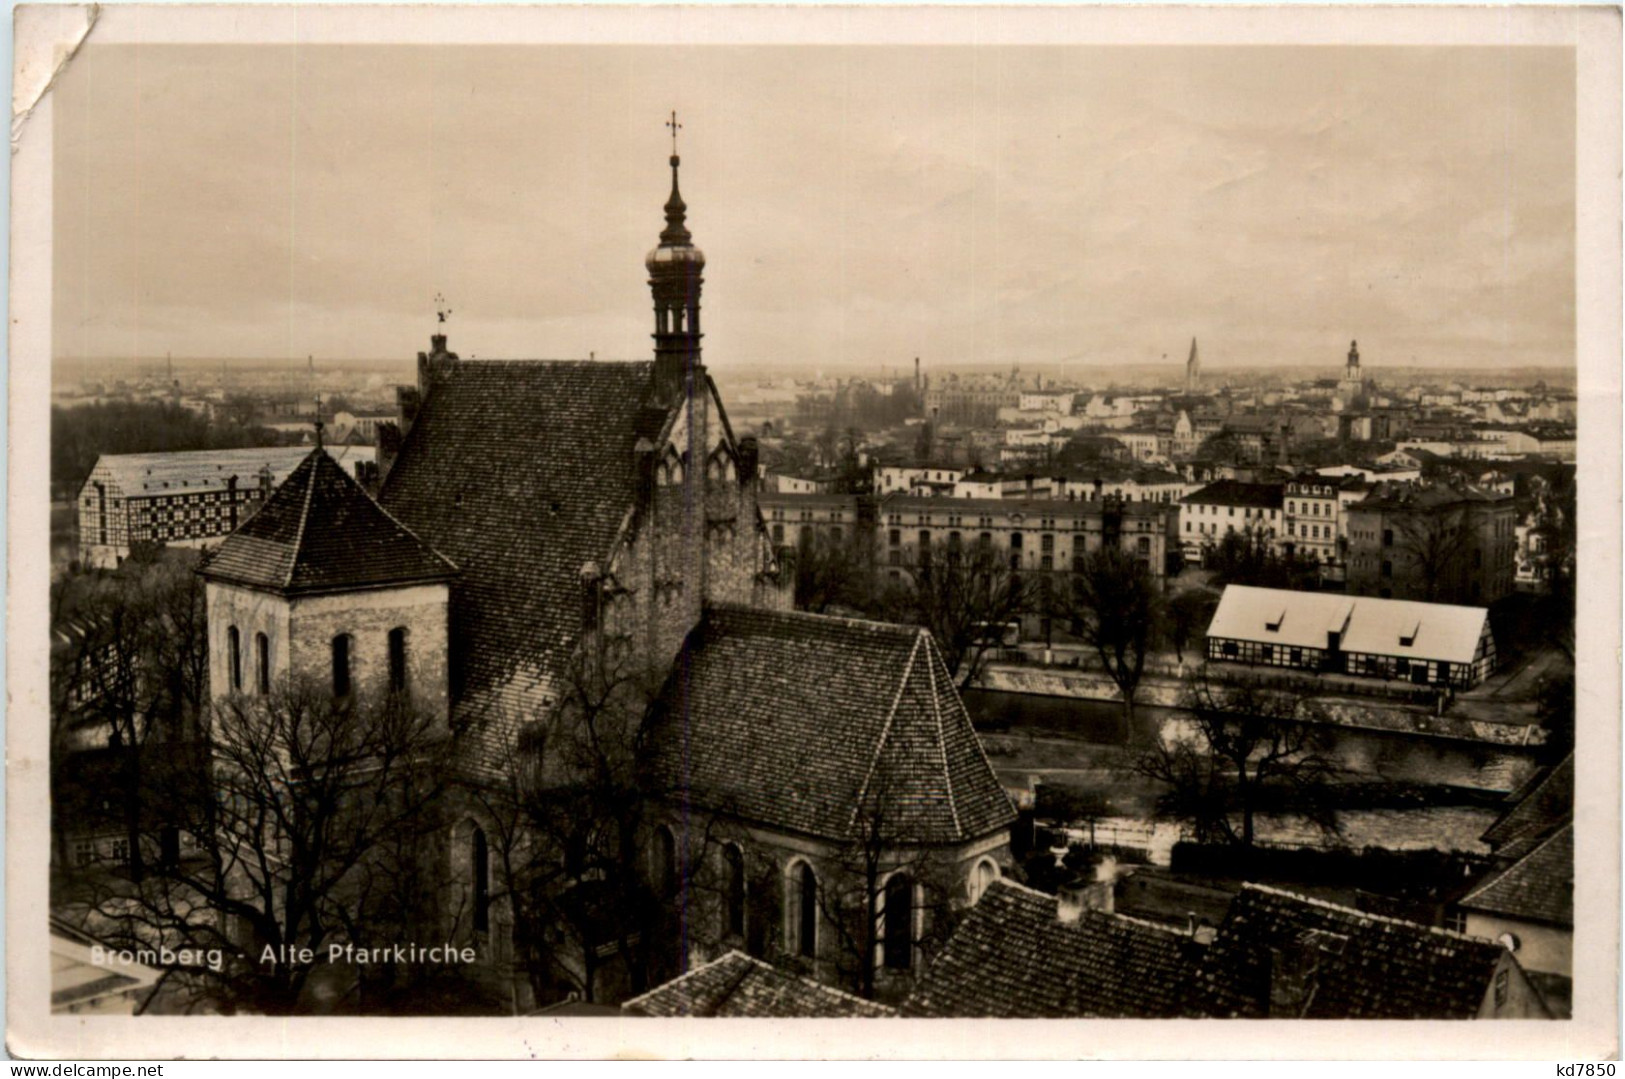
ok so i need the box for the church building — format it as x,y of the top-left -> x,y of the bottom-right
198,130 -> 1015,1010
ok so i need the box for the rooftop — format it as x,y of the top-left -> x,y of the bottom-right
1181,479 -> 1285,510
643,605 -> 1016,844
1482,753 -> 1573,859
85,445 -> 313,496
1206,585 -> 1490,665
377,359 -> 662,694
900,879 -> 1194,1018
1459,822 -> 1573,928
1191,884 -> 1518,1019
199,448 -> 457,596
623,951 -> 894,1018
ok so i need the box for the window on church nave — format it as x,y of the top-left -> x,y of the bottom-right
331,634 -> 352,698
787,860 -> 818,959
471,825 -> 490,934
968,857 -> 1000,906
882,872 -> 914,971
387,627 -> 408,696
255,632 -> 270,696
722,844 -> 746,939
227,626 -> 242,693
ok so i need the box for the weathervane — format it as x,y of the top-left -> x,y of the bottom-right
666,110 -> 682,156
434,292 -> 453,325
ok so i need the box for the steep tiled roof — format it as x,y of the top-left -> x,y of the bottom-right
1460,822 -> 1573,928
1191,884 -> 1511,1019
378,360 -> 658,692
643,606 -> 1016,844
199,449 -> 456,596
901,879 -> 1194,1018
1482,753 -> 1573,858
623,951 -> 894,1017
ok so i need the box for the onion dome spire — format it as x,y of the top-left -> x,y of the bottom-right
660,150 -> 692,246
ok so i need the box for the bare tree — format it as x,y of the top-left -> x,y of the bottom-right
791,529 -> 874,615
808,761 -> 960,1003
469,646 -> 729,1007
1394,503 -> 1470,603
1062,546 -> 1161,726
50,554 -> 208,885
64,678 -> 449,1015
1164,588 -> 1219,666
881,539 -> 1029,689
1134,669 -> 1342,850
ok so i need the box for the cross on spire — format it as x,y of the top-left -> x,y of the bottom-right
666,110 -> 682,156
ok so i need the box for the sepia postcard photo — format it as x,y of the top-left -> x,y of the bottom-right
6,3 -> 1620,1061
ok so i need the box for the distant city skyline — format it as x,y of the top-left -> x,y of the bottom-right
55,44 -> 1574,372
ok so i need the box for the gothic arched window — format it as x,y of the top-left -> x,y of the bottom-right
723,844 -> 746,939
387,627 -> 408,695
787,860 -> 818,959
227,626 -> 242,692
652,826 -> 678,899
969,857 -> 1000,906
254,632 -> 270,695
331,634 -> 352,698
472,825 -> 490,933
883,871 -> 914,970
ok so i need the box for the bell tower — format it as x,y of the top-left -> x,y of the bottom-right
647,111 -> 706,401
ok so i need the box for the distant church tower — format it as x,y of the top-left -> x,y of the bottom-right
1186,337 -> 1201,394
647,112 -> 705,402
1346,339 -> 1360,382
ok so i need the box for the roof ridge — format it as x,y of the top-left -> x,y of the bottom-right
360,473 -> 461,575
620,950 -> 759,1012
1459,819 -> 1573,908
846,632 -> 923,838
926,638 -> 963,839
1487,752 -> 1574,838
283,450 -> 323,589
709,602 -> 920,639
1240,882 -> 1504,948
454,357 -> 654,368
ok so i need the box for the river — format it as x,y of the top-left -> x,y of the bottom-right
961,688 -> 1512,857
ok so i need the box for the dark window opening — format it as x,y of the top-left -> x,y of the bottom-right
796,863 -> 817,958
255,632 -> 271,695
883,873 -> 914,970
654,827 -> 678,899
331,634 -> 352,697
724,846 -> 746,939
388,627 -> 409,694
227,627 -> 242,692
472,826 -> 490,933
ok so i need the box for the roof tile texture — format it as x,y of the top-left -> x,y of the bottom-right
901,879 -> 1193,1018
378,360 -> 657,692
643,605 -> 1015,844
624,951 -> 895,1018
200,449 -> 455,595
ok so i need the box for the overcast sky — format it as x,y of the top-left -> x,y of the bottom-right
53,44 -> 1574,372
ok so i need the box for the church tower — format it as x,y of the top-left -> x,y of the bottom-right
647,112 -> 705,402
1346,339 -> 1360,382
1186,337 -> 1201,394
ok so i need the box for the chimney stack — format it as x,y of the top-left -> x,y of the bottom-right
417,333 -> 459,403
1056,877 -> 1089,925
